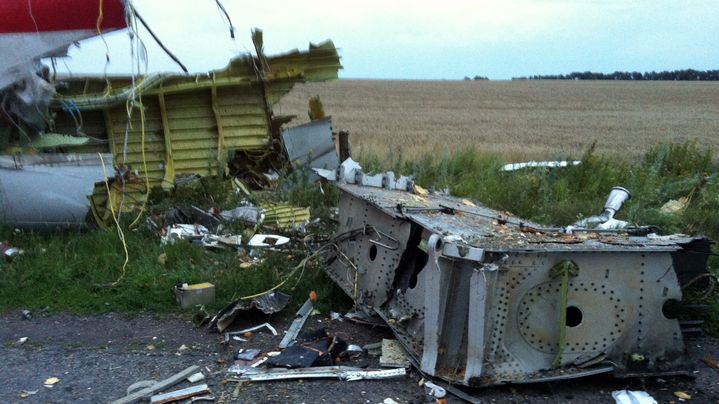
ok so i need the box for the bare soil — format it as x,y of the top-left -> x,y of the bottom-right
1,311 -> 718,403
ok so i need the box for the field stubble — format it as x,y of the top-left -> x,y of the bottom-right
277,79 -> 719,161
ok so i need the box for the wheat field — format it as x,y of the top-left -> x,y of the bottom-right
277,80 -> 719,161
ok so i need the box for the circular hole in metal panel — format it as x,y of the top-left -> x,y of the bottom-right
566,306 -> 583,327
369,244 -> 378,261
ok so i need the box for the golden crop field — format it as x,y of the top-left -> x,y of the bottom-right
277,80 -> 719,161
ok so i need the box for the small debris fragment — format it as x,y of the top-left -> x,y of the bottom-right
363,341 -> 382,357
43,377 -> 60,388
224,322 -> 278,344
279,299 -> 313,349
110,365 -> 199,404
247,234 -> 290,248
234,348 -> 262,361
126,380 -> 157,396
309,290 -> 318,302
187,372 -> 205,383
189,396 -> 215,403
660,197 -> 689,215
212,291 -> 289,333
380,339 -> 410,368
612,390 -> 657,404
424,381 -> 447,399
702,356 -> 719,369
344,311 -> 388,328
150,384 -> 210,404
674,391 -> 691,400
16,337 -> 28,345
0,241 -> 20,260
21,310 -> 32,320
19,390 -> 38,399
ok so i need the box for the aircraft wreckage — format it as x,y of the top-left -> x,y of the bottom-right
0,0 -> 341,227
317,160 -> 711,387
0,0 -> 712,390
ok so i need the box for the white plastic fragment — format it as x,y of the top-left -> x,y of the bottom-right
186,372 -> 205,383
424,381 -> 447,398
612,390 -> 658,404
501,160 -> 581,172
161,224 -> 209,245
247,234 -> 290,248
250,357 -> 268,368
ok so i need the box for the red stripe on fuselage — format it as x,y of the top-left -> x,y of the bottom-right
0,0 -> 126,34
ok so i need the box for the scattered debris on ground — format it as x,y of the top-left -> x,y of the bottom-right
0,2 -> 717,402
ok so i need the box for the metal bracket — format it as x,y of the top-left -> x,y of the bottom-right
366,225 -> 399,250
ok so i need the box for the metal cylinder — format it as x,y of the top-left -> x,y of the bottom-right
604,186 -> 632,217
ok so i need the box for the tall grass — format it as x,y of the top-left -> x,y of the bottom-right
0,176 -> 349,315
360,141 -> 718,240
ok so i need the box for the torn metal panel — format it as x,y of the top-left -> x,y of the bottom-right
211,291 -> 290,332
0,153 -> 112,227
279,299 -> 314,348
0,0 -> 126,91
282,117 -> 339,179
325,181 -> 709,387
51,34 -> 341,226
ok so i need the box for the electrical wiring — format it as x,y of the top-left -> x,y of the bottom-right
97,152 -> 129,288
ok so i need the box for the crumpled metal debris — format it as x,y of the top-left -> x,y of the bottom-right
161,224 -> 209,245
210,291 -> 290,332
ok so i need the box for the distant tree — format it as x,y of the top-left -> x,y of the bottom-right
524,69 -> 719,81
473,75 -> 489,81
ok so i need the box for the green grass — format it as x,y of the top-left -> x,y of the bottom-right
0,176 -> 349,316
0,141 -> 716,334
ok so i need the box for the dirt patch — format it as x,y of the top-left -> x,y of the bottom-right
1,311 -> 718,403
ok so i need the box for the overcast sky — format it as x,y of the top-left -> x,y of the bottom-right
58,0 -> 719,80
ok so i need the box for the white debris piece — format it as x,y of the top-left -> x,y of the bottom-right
502,160 -> 581,172
612,390 -> 658,404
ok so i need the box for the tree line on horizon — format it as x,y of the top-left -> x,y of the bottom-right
511,69 -> 719,81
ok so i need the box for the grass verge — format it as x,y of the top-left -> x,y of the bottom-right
0,141 -> 716,334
